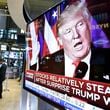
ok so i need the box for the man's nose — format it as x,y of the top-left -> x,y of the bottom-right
72,28 -> 79,39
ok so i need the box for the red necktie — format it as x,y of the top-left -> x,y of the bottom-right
72,61 -> 80,67
72,61 -> 80,77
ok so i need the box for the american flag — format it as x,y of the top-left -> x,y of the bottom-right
26,21 -> 40,70
41,1 -> 67,57
27,1 -> 67,67
43,6 -> 60,56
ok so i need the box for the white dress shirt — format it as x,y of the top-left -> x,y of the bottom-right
64,51 -> 91,80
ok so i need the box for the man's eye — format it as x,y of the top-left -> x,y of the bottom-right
77,22 -> 84,27
64,28 -> 71,34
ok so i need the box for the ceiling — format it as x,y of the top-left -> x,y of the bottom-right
0,0 -> 7,9
23,0 -> 62,22
0,0 -> 63,22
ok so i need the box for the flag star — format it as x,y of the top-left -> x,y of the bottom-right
52,11 -> 57,18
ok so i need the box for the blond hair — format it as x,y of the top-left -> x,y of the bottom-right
57,0 -> 91,35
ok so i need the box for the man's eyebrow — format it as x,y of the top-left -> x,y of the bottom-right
77,18 -> 85,23
76,19 -> 86,25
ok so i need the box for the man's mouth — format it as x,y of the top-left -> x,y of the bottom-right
74,42 -> 83,50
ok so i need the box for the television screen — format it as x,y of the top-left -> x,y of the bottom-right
3,51 -> 9,58
1,44 -> 7,50
23,0 -> 110,109
9,51 -> 19,59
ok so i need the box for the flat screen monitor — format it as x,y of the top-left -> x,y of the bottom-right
23,0 -> 110,109
1,44 -> 7,50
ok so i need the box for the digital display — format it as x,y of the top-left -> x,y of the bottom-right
3,51 -> 23,59
1,44 -> 7,50
24,0 -> 110,109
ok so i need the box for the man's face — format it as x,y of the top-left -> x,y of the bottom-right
58,12 -> 91,61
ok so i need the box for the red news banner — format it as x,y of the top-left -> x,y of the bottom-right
25,70 -> 110,109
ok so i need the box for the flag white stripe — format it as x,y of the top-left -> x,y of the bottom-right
44,16 -> 60,54
29,22 -> 40,66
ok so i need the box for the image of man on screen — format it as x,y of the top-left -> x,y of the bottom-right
39,0 -> 110,83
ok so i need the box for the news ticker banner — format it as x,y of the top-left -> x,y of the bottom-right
25,70 -> 110,109
25,80 -> 102,110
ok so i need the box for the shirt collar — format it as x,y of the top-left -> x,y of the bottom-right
64,50 -> 91,66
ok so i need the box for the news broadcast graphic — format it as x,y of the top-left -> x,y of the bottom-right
25,70 -> 109,109
24,0 -> 110,109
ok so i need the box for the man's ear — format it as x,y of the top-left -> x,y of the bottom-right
57,37 -> 63,46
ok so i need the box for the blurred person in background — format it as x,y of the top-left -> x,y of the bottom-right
0,58 -> 7,98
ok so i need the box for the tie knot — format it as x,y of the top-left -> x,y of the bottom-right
72,61 -> 80,67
